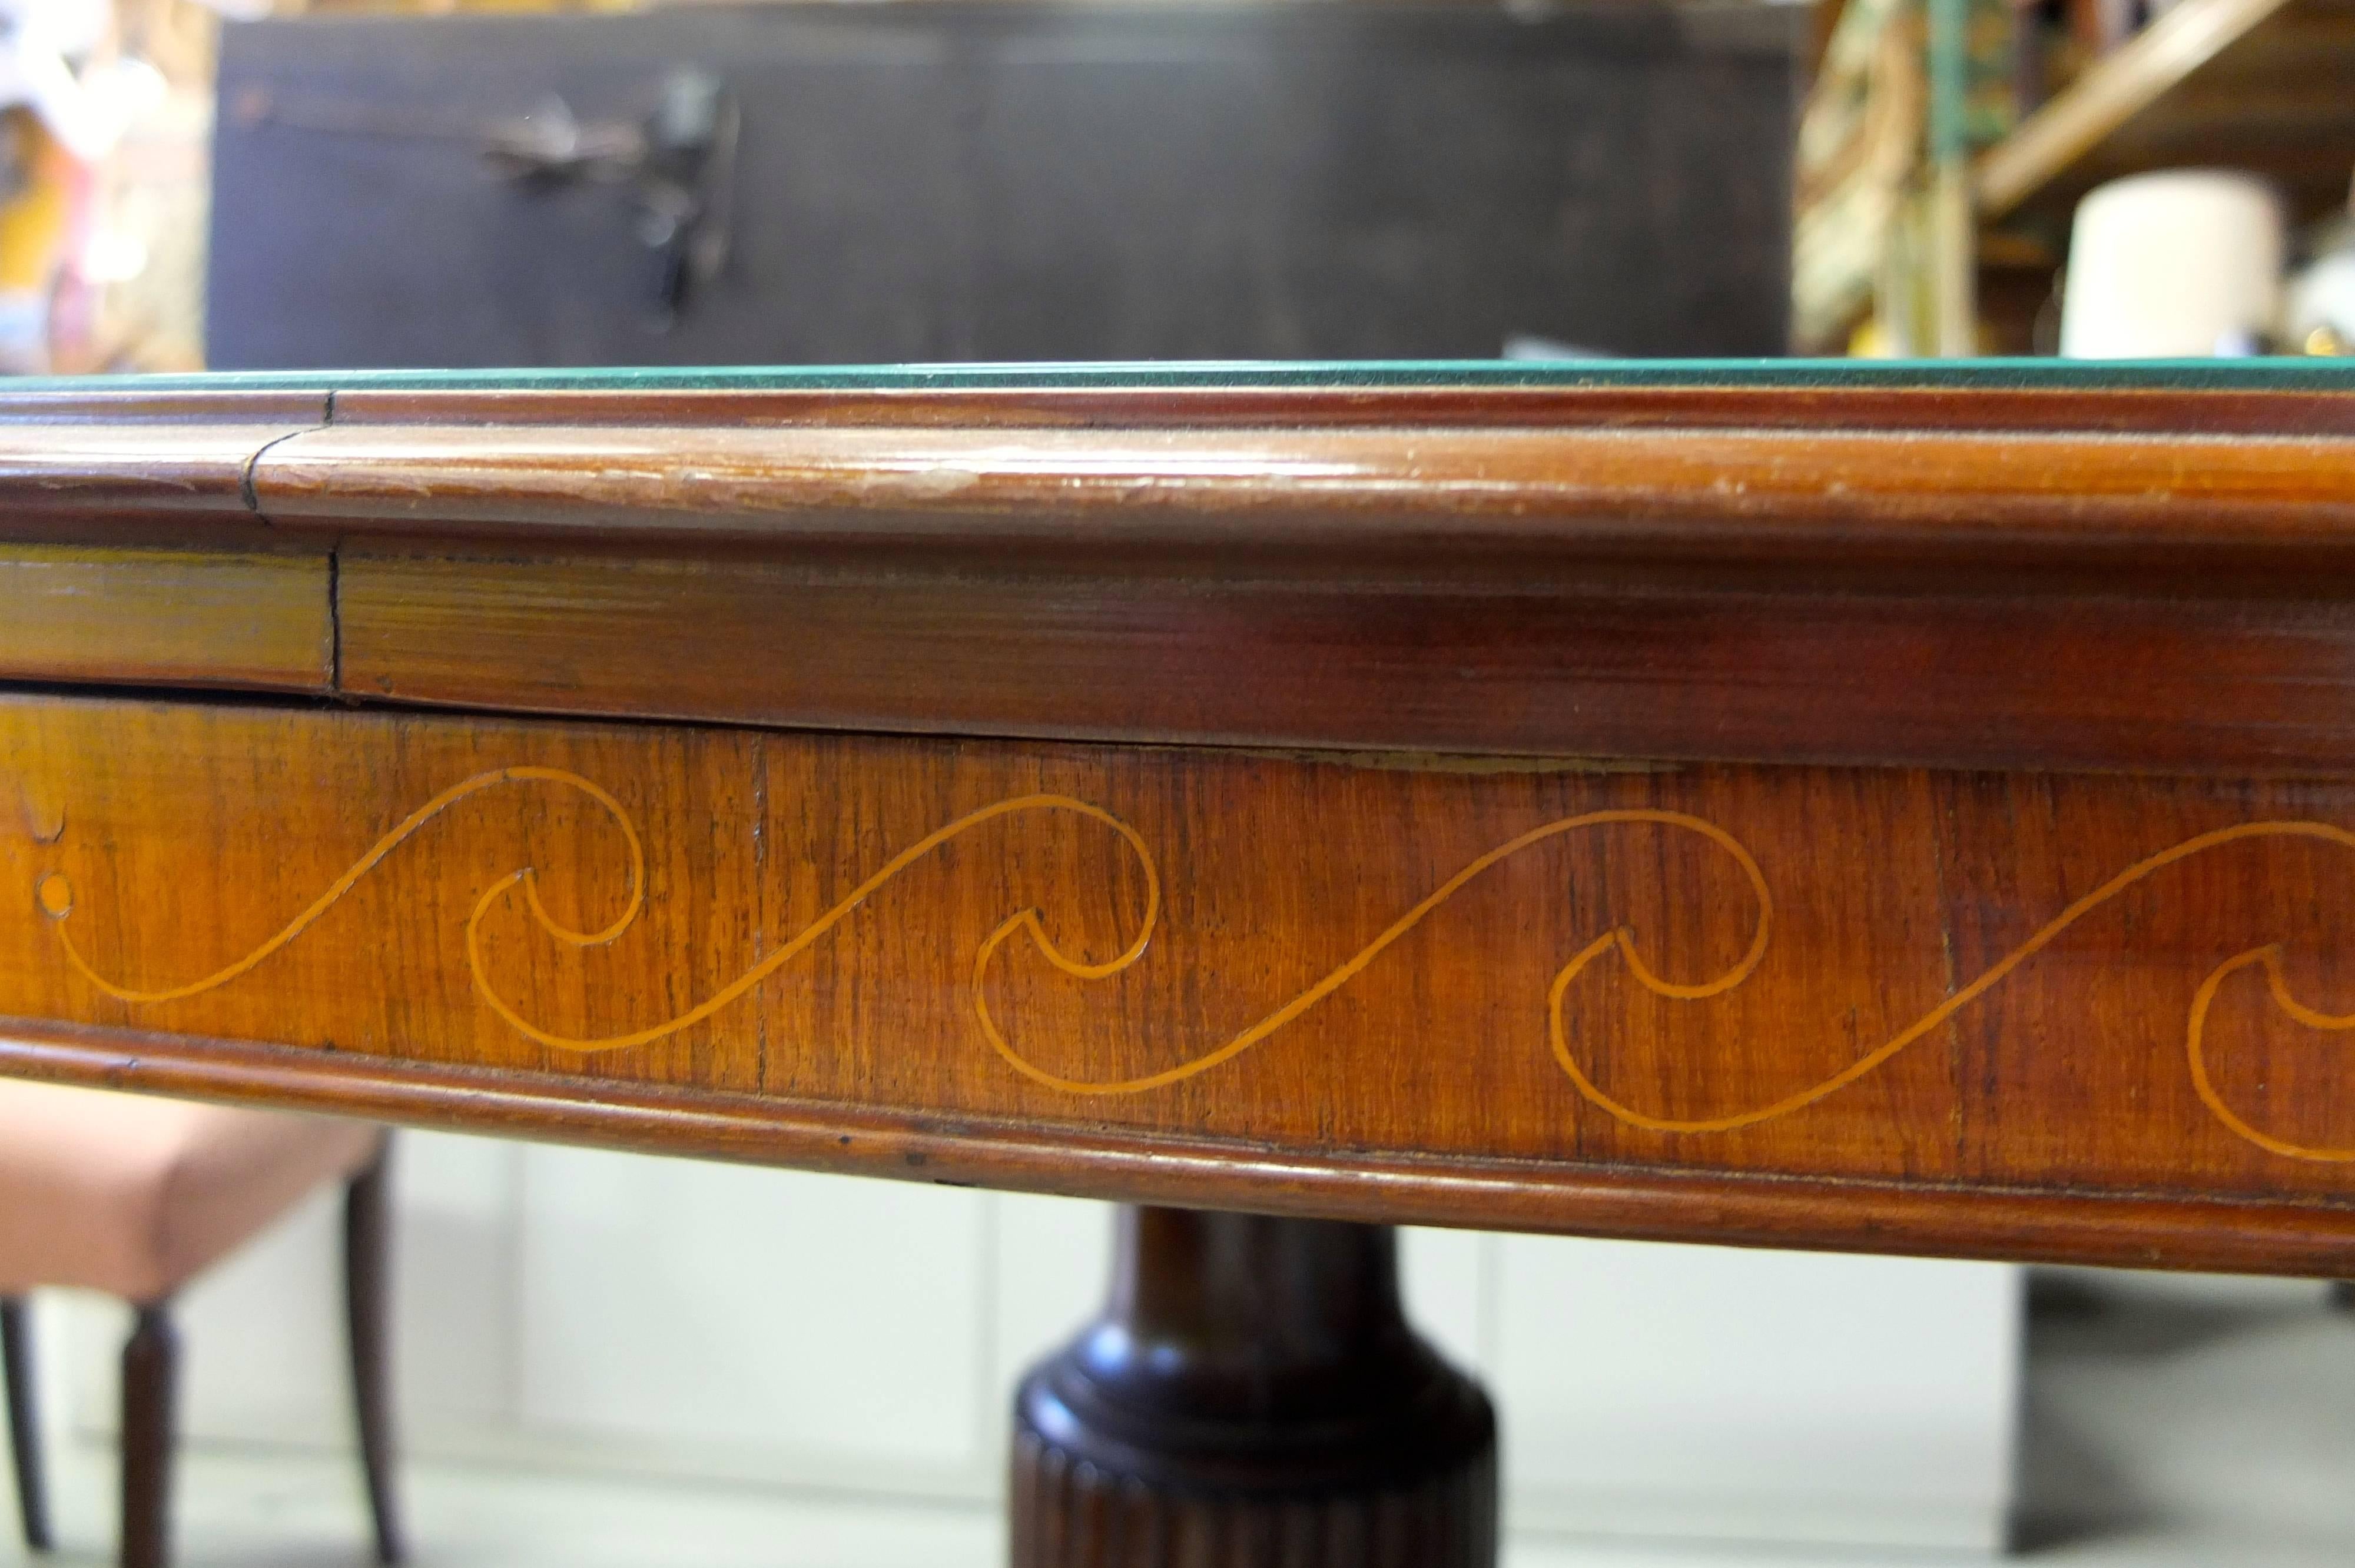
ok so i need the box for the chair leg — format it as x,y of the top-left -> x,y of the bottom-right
345,1141 -> 404,1564
120,1303 -> 177,1568
3,1295 -> 53,1552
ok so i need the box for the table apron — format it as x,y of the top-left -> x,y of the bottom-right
2,690 -> 2350,1272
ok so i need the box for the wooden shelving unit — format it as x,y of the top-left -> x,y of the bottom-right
1936,0 -> 2355,350
1976,0 -> 2355,234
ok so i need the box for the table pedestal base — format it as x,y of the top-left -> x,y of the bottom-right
1011,1206 -> 1497,1567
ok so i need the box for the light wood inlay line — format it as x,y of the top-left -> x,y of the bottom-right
30,779 -> 2354,1160
41,767 -> 645,1005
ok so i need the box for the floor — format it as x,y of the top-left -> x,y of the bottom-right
2,1270 -> 2349,1567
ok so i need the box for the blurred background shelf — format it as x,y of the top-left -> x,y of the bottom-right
1977,0 -> 2355,237
1800,0 -> 2355,353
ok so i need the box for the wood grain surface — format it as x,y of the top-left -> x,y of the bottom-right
331,547 -> 2355,774
5,370 -> 2355,1274
4,376 -> 2355,769
0,387 -> 322,539
1011,1209 -> 1496,1567
0,545 -> 331,692
3,376 -> 2351,770
254,386 -> 2355,591
4,692 -> 2351,1271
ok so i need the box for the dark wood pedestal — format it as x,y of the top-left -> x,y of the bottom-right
1011,1207 -> 1497,1567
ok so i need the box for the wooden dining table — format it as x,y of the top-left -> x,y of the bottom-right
1,358 -> 2351,1564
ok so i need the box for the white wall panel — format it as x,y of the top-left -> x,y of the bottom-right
515,1147 -> 990,1485
990,1191 -> 1107,1408
1494,1235 -> 2020,1551
392,1130 -> 525,1434
1402,1225 -> 1492,1378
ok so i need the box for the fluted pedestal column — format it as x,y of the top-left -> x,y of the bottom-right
1011,1206 -> 1497,1567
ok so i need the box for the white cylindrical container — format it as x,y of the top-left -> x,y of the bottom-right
2288,249 -> 2355,354
2059,170 -> 2286,357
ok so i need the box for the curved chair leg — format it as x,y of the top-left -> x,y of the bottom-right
344,1142 -> 405,1564
2,1295 -> 52,1552
120,1303 -> 178,1568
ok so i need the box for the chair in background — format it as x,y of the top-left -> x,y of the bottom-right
0,1078 -> 402,1568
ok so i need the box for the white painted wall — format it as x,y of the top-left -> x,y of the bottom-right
35,1130 -> 2021,1554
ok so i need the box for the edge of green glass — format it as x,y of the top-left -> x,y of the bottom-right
8,357 -> 2354,394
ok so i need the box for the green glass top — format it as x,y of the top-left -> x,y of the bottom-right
13,357 -> 2355,395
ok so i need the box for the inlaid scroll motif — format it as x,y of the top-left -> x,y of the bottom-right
31,771 -> 2355,1161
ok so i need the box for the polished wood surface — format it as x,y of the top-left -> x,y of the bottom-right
0,389 -> 321,540
120,1304 -> 176,1568
1,1297 -> 48,1553
346,1145 -> 405,1566
2,375 -> 2353,770
335,543 -> 2355,775
0,545 -> 330,692
2,692 -> 2351,1271
1012,1208 -> 1494,1567
7,363 -> 2351,1566
1,366 -> 2353,1283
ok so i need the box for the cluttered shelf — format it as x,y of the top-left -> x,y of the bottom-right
1978,0 -> 2355,232
1800,0 -> 2355,355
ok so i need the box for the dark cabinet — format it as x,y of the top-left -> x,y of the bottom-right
209,4 -> 1797,368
